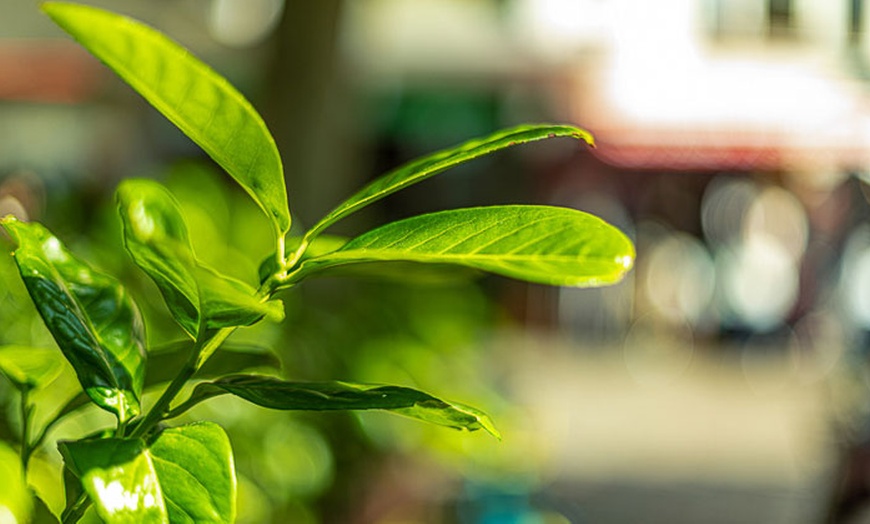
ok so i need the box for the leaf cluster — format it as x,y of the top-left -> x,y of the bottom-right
0,3 -> 634,523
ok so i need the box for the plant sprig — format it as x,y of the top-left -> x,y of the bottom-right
0,2 -> 634,523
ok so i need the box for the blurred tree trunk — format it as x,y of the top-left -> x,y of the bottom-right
263,3 -> 381,522
264,0 -> 360,231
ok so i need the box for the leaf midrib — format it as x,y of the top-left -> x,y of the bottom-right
311,250 -> 627,264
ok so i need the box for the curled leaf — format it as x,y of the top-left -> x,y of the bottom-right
179,375 -> 500,438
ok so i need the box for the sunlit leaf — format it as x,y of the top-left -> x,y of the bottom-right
302,124 -> 593,243
149,422 -> 235,524
0,345 -> 65,391
117,179 -> 283,337
1,217 -> 146,423
116,179 -> 199,337
288,206 -> 634,287
27,454 -> 67,521
194,264 -> 284,329
43,2 -> 290,235
181,375 -> 500,438
60,438 -> 168,524
0,441 -> 32,524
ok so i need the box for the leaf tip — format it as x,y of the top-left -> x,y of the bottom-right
39,1 -> 67,20
484,424 -> 502,441
569,126 -> 596,148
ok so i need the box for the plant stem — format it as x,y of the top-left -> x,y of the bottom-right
62,493 -> 89,524
129,352 -> 198,439
129,327 -> 233,439
19,389 -> 31,469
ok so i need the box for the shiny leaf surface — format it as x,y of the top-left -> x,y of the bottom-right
117,179 -> 283,337
149,422 -> 235,524
60,438 -> 168,524
194,264 -> 284,329
183,375 -> 500,438
43,2 -> 290,235
290,206 -> 635,287
2,217 -> 146,423
303,124 -> 593,242
117,179 -> 199,337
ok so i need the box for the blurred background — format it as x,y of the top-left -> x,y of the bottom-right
3,0 -> 870,522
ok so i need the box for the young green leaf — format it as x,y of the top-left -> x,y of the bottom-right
149,422 -> 236,524
117,179 -> 284,337
177,375 -> 500,438
194,264 -> 285,329
0,345 -> 65,391
301,124 -> 594,246
287,206 -> 634,287
60,438 -> 168,524
117,179 -> 200,337
1,217 -> 146,424
42,2 -> 290,236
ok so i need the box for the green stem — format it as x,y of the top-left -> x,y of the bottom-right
273,230 -> 314,287
129,347 -> 199,440
163,390 -> 223,421
116,417 -> 129,438
20,389 -> 32,470
62,492 -> 89,523
129,327 -> 234,439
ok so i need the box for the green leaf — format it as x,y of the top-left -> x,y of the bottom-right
117,179 -> 284,337
60,438 -> 168,524
0,345 -> 65,391
1,217 -> 146,423
182,375 -> 500,438
289,206 -> 634,287
42,2 -> 290,235
149,422 -> 236,524
31,493 -> 61,524
302,124 -> 593,243
0,441 -> 32,524
116,179 -> 199,337
194,265 -> 284,329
